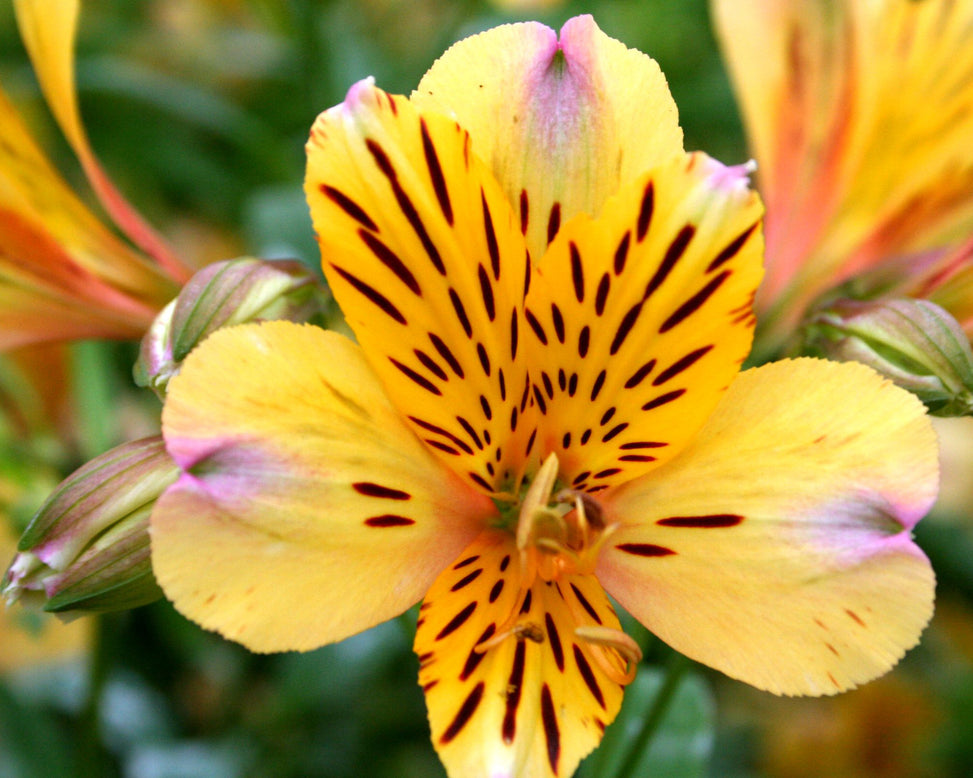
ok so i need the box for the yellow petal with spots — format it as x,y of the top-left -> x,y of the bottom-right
597,358 -> 938,696
13,0 -> 187,279
305,81 -> 536,495
413,15 -> 683,261
154,322 -> 494,652
714,0 -> 973,332
417,531 -> 626,778
522,153 -> 764,491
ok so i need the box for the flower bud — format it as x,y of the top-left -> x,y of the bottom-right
3,437 -> 177,614
808,298 -> 973,416
134,257 -> 330,397
486,0 -> 566,9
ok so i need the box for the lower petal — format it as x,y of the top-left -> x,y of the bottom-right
153,322 -> 494,652
597,358 -> 938,696
416,530 -> 627,778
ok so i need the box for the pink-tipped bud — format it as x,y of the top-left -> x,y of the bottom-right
134,257 -> 330,397
3,437 -> 178,614
809,298 -> 973,417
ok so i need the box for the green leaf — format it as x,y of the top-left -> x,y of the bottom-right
580,663 -> 716,778
0,680 -> 73,778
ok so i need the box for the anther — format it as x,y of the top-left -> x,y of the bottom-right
517,622 -> 544,643
578,493 -> 604,528
474,620 -> 545,652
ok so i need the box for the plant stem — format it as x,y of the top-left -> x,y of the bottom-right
78,613 -> 113,776
71,340 -> 117,460
613,652 -> 693,778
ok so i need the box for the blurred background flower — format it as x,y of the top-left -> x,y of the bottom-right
712,0 -> 973,359
0,0 -> 195,351
1,1 -> 973,777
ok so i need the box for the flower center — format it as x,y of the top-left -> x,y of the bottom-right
481,453 -> 641,684
515,452 -> 609,581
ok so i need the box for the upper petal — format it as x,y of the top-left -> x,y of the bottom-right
0,208 -> 162,350
597,358 -> 938,696
523,153 -> 764,490
413,15 -> 684,260
305,81 -> 536,494
153,321 -> 494,652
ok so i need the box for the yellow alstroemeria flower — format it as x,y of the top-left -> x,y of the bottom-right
0,0 -> 192,351
150,17 -> 938,778
712,0 -> 973,347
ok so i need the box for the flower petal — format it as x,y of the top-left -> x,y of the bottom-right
0,87 -> 177,350
926,252 -> 973,338
416,531 -> 625,778
597,358 -> 938,696
714,0 -> 973,328
13,0 -> 188,280
0,79 -> 176,349
413,15 -> 684,260
0,287 -> 148,352
305,81 -> 535,494
523,153 -> 764,490
0,207 -> 162,349
153,321 -> 494,652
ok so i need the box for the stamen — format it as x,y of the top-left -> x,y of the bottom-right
578,492 -> 605,529
551,490 -> 587,550
534,537 -> 576,560
575,626 -> 642,684
554,488 -> 602,530
580,516 -> 621,563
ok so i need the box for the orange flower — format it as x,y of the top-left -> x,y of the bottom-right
713,0 -> 973,349
0,0 -> 194,351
